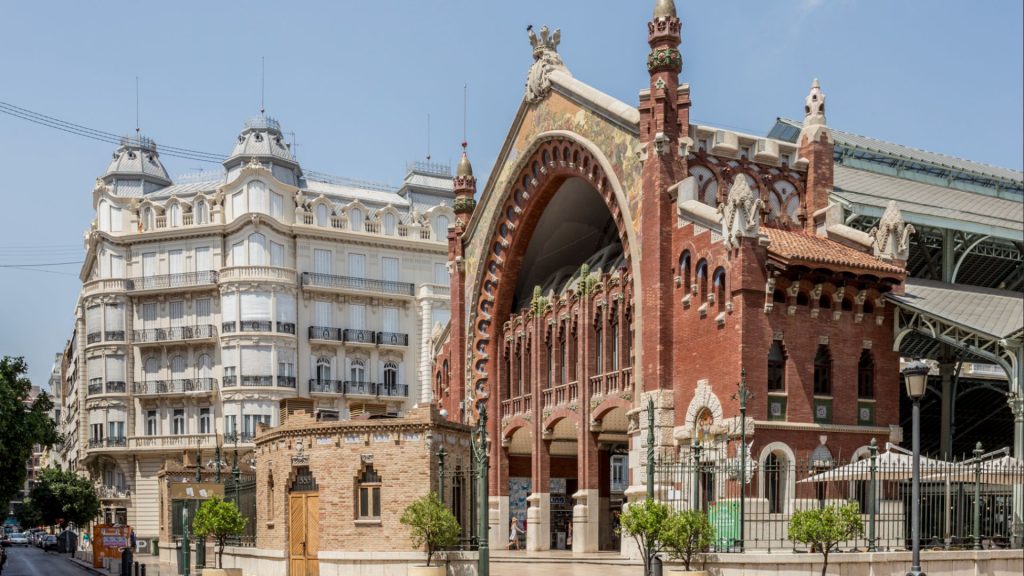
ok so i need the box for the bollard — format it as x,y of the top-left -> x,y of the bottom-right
141,564 -> 147,576
134,560 -> 140,576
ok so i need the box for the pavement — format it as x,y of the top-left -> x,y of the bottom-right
2,546 -> 94,576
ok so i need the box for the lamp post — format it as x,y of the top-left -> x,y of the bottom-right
471,404 -> 490,576
647,396 -> 655,500
692,437 -> 703,511
733,370 -> 752,552
903,359 -> 930,576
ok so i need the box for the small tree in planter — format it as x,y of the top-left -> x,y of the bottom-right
399,492 -> 461,570
662,509 -> 715,574
619,498 -> 671,576
788,503 -> 863,576
192,496 -> 247,569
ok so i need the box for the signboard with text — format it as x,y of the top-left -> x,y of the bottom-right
92,524 -> 131,568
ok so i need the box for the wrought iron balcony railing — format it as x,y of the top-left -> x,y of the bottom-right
309,379 -> 344,394
88,437 -> 127,449
222,375 -> 285,388
133,325 -> 217,344
343,328 -> 376,344
133,378 -> 217,395
343,380 -> 409,397
223,432 -> 255,444
222,321 -> 293,335
300,272 -> 415,296
88,381 -> 127,396
309,326 -> 343,341
376,331 -> 409,346
126,271 -> 219,291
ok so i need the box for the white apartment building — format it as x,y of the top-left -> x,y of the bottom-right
67,116 -> 453,538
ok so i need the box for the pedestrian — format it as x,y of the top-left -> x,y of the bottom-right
566,520 -> 573,549
507,516 -> 523,550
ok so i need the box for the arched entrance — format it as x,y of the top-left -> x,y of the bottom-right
478,133 -> 638,552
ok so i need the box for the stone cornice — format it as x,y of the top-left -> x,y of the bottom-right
754,419 -> 890,435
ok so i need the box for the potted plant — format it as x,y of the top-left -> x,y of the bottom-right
191,495 -> 247,576
400,491 -> 461,576
662,509 -> 715,575
618,498 -> 671,576
788,503 -> 863,576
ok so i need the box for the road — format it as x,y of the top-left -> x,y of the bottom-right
1,546 -> 88,576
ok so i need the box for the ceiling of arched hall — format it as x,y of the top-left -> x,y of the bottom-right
512,176 -> 620,310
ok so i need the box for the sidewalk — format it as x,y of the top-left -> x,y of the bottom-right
70,553 -> 167,576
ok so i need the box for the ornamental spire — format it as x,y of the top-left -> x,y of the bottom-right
800,78 -> 832,145
653,0 -> 677,19
453,141 -> 477,223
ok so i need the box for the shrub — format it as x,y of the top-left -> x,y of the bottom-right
619,498 -> 671,576
399,492 -> 461,567
788,503 -> 863,576
662,509 -> 715,571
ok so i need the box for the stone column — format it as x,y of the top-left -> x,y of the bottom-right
416,288 -> 434,405
1011,347 -> 1024,547
527,437 -> 552,551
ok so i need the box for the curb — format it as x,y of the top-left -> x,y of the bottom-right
69,556 -> 107,576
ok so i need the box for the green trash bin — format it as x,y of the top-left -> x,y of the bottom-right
176,540 -> 185,575
195,537 -> 206,568
150,539 -> 158,556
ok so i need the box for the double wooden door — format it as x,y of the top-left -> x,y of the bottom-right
288,492 -> 320,576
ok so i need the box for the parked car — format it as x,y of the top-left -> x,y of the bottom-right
41,534 -> 58,551
8,533 -> 28,546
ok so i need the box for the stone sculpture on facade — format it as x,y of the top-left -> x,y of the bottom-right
869,200 -> 916,262
525,25 -> 570,104
718,174 -> 764,249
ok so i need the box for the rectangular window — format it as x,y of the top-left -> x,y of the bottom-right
110,254 -> 125,278
434,262 -> 448,286
348,253 -> 366,278
278,349 -> 295,378
169,300 -> 185,327
314,249 -> 332,275
270,192 -> 284,218
142,252 -> 157,289
358,467 -> 382,520
86,306 -> 102,338
610,455 -> 628,492
240,292 -> 272,324
110,206 -> 122,232
196,298 -> 212,322
105,355 -> 124,383
172,409 -> 186,435
382,257 -> 400,283
199,408 -> 211,434
107,421 -> 125,441
231,241 -> 245,266
146,410 -> 158,435
314,300 -> 332,328
91,423 -> 104,443
232,192 -> 244,219
270,241 -> 284,267
195,247 -> 212,272
168,249 -> 184,277
248,234 -> 266,265
222,293 -> 237,324
224,414 -> 237,438
241,345 -> 272,378
222,347 -> 238,380
349,304 -> 366,330
382,306 -> 399,333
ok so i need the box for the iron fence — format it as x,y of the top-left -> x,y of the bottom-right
438,450 -> 480,551
225,472 -> 257,547
654,448 -> 1024,553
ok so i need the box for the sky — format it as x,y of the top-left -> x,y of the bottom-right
0,0 -> 1021,390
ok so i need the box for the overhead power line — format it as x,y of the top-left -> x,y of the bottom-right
0,100 -> 227,164
0,261 -> 83,267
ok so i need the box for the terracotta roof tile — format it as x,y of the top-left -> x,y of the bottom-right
763,227 -> 905,276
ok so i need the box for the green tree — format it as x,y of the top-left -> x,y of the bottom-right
399,492 -> 461,567
14,498 -> 44,529
788,503 -> 864,576
0,357 -> 60,513
619,498 -> 671,576
192,496 -> 247,569
29,467 -> 100,528
662,509 -> 715,571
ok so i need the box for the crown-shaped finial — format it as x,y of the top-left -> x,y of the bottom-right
528,25 -> 561,58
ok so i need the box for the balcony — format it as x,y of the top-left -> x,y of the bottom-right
126,271 -> 219,294
501,394 -> 533,420
301,272 -> 415,298
133,378 -> 217,396
221,321 -> 294,335
589,367 -> 632,400
133,325 -> 217,346
343,328 -> 376,345
87,380 -> 127,396
542,381 -> 579,408
222,375 -> 293,389
87,437 -> 127,450
128,433 -> 217,451
309,326 -> 343,342
222,432 -> 255,444
219,265 -> 295,284
344,380 -> 409,398
376,331 -> 409,347
97,485 -> 131,500
82,277 -> 129,297
309,379 -> 344,394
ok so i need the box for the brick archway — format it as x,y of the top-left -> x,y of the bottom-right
468,131 -> 638,423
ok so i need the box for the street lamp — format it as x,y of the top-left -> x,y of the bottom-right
732,370 -> 753,552
903,359 -> 930,576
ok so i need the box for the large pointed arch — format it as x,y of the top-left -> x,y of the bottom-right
467,131 -> 640,423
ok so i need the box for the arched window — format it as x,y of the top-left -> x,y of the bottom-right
144,357 -> 159,379
679,251 -> 692,291
247,180 -> 267,214
435,371 -> 443,399
696,260 -> 709,302
768,341 -> 786,392
863,299 -> 875,314
316,203 -> 329,226
383,212 -> 397,235
349,207 -> 364,231
141,207 -> 154,231
316,357 -> 332,383
611,316 -> 620,371
168,203 -> 182,227
773,289 -> 787,303
796,291 -> 809,306
559,330 -> 567,385
858,350 -> 874,398
819,294 -> 832,309
434,215 -> 450,241
171,355 -> 186,380
814,345 -> 832,395
99,200 -> 110,231
594,321 -> 604,375
545,341 -> 553,389
194,200 -> 208,225
248,233 -> 267,266
383,361 -> 398,393
841,295 -> 854,311
196,354 -> 212,379
357,465 -> 381,519
712,267 -> 726,305
266,472 -> 275,520
350,358 -> 366,383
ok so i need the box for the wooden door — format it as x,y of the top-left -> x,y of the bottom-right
288,493 -> 319,576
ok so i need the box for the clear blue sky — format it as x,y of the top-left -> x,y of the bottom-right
1,1 -> 1021,390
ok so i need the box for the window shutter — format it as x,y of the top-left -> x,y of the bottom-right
195,247 -> 211,272
196,298 -> 211,321
314,249 -> 332,274
169,300 -> 184,327
111,206 -> 122,232
222,347 -> 238,369
383,306 -> 399,333
348,253 -> 365,278
170,355 -> 186,376
106,355 -> 125,381
382,257 -> 400,283
87,306 -> 102,334
435,215 -> 449,241
142,252 -> 157,277
240,292 -> 271,321
349,304 -> 366,330
248,234 -> 266,266
241,345 -> 272,375
87,356 -> 102,379
276,293 -> 295,323
104,304 -> 124,332
315,301 -> 332,327
111,255 -> 125,278
232,191 -> 244,219
222,293 -> 237,323
270,192 -> 284,218
231,242 -> 245,266
434,263 -> 448,286
270,242 -> 284,267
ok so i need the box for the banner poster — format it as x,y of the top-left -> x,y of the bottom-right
92,524 -> 131,568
